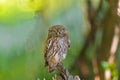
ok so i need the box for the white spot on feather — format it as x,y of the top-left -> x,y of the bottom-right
55,53 -> 59,61
48,40 -> 52,49
63,54 -> 66,59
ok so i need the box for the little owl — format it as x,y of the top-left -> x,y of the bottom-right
44,25 -> 70,73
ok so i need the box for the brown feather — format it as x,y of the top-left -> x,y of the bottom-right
44,25 -> 70,72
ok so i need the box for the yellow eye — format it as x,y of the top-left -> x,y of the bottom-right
61,29 -> 64,33
50,30 -> 56,35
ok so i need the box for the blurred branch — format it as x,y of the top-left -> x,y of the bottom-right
71,0 -> 103,79
97,0 -> 120,80
105,26 -> 120,80
52,63 -> 80,80
71,0 -> 120,80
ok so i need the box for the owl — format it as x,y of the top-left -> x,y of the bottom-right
44,25 -> 70,73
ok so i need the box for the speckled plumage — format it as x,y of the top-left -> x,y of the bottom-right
44,25 -> 70,72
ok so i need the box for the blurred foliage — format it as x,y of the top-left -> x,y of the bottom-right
0,0 -> 120,80
0,0 -> 86,79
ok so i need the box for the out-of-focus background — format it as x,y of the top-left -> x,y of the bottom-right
0,0 -> 120,80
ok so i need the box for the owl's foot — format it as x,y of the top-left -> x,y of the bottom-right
55,63 -> 80,80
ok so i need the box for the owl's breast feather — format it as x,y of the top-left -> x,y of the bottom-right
54,38 -> 68,61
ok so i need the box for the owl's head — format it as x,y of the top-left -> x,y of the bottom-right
48,25 -> 68,37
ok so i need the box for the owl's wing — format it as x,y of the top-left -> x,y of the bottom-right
44,38 -> 53,66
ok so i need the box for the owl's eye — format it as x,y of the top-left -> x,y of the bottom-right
50,30 -> 57,36
60,29 -> 65,33
51,31 -> 55,34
